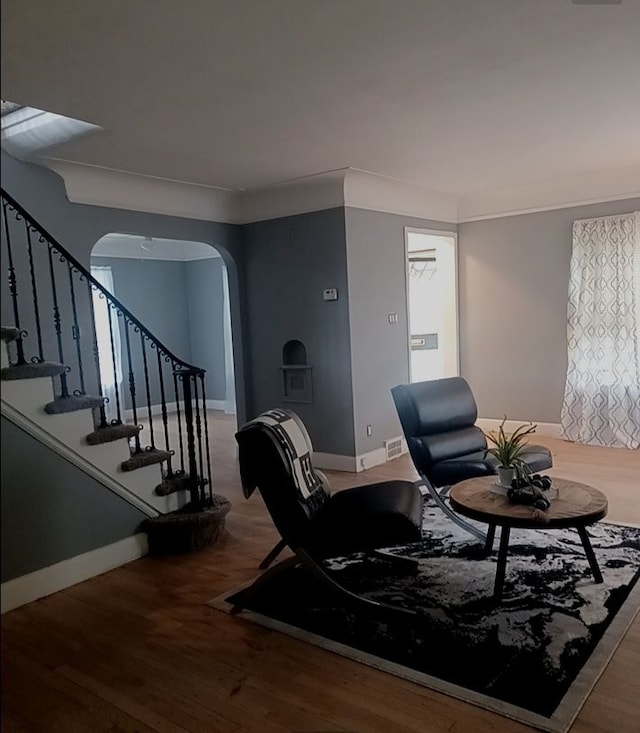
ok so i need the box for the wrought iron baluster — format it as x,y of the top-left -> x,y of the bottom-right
107,305 -> 122,424
140,331 -> 155,448
193,374 -> 205,503
47,246 -> 69,398
68,269 -> 85,394
24,223 -> 44,361
2,199 -> 26,365
157,350 -> 173,475
173,369 -> 185,472
178,370 -> 200,506
123,321 -> 140,452
199,372 -> 213,504
87,280 -> 107,428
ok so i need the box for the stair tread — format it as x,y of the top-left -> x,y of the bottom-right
121,448 -> 172,472
1,361 -> 66,380
155,474 -> 193,496
44,394 -> 105,414
1,327 -> 20,343
86,423 -> 142,445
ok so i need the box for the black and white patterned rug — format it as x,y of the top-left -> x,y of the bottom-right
210,499 -> 640,733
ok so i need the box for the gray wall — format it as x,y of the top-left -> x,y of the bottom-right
242,209 -> 354,455
458,197 -> 640,424
345,208 -> 457,456
185,257 -> 227,402
99,257 -> 192,362
1,417 -> 147,582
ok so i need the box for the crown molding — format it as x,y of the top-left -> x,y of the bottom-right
236,169 -> 347,223
43,158 -> 238,222
343,168 -> 459,223
41,158 -> 640,225
458,166 -> 640,222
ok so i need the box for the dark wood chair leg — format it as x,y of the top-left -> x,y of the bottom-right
493,526 -> 511,601
484,524 -> 496,555
577,525 -> 603,583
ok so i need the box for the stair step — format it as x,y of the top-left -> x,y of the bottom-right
121,448 -> 172,472
1,361 -> 66,380
1,326 -> 21,343
44,394 -> 105,414
155,474 -> 193,496
86,423 -> 142,446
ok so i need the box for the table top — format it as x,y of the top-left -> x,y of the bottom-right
449,476 -> 608,529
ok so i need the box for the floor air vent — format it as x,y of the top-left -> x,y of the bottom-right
384,436 -> 405,461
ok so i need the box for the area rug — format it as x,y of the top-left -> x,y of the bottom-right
209,499 -> 640,733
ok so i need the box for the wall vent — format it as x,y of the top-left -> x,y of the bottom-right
384,436 -> 406,461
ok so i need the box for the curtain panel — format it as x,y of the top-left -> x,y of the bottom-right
560,211 -> 640,449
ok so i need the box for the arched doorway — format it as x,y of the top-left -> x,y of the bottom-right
90,232 -> 238,458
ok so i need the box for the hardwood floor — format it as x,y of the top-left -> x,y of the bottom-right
2,414 -> 639,732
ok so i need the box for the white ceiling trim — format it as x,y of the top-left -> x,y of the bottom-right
45,158 -> 237,222
236,169 -> 347,224
44,158 -> 640,225
457,165 -> 640,222
343,169 -> 458,223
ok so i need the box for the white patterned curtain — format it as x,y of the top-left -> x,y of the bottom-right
560,212 -> 640,449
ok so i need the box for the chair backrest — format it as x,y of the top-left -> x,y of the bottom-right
235,408 -> 330,549
391,377 -> 487,477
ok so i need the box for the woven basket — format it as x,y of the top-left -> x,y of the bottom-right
144,495 -> 231,555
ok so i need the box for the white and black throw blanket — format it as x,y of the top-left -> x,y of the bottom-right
217,498 -> 640,733
241,408 -> 322,499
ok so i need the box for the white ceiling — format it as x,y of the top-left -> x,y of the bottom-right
2,0 -> 640,205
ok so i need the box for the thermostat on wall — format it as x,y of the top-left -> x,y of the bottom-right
323,288 -> 338,301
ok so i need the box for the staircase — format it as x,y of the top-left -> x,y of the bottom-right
1,189 -> 215,519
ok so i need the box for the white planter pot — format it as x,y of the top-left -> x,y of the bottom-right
497,466 -> 516,488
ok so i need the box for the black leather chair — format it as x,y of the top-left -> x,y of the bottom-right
391,377 -> 553,539
233,407 -> 423,616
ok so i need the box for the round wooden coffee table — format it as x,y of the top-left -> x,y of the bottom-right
449,476 -> 608,601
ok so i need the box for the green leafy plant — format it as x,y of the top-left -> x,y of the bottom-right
484,416 -> 537,476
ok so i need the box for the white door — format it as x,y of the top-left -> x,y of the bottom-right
405,229 -> 459,382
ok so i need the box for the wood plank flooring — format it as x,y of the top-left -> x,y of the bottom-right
2,414 -> 639,732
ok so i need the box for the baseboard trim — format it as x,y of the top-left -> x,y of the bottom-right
314,452 -> 357,472
358,447 -> 389,472
314,444 -> 407,474
1,533 -> 148,614
476,418 -> 563,440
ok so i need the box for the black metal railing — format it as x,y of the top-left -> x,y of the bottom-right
1,188 -> 213,510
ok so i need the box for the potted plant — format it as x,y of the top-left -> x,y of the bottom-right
484,416 -> 537,487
